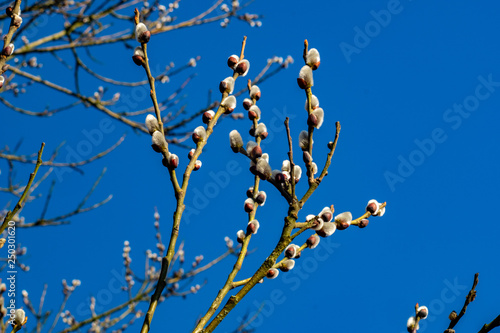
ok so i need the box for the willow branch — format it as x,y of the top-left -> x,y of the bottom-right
1,142 -> 44,234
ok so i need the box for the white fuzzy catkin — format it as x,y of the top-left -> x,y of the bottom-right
221,77 -> 235,94
256,158 -> 272,180
299,131 -> 310,150
310,107 -> 324,129
193,126 -> 207,141
134,46 -> 145,57
305,95 -> 320,111
255,123 -> 267,137
235,59 -> 250,76
335,212 -> 352,226
250,85 -> 261,100
298,65 -> 313,87
306,48 -> 320,68
293,165 -> 302,180
135,23 -> 149,43
249,105 -> 261,119
152,131 -> 167,150
229,130 -> 243,151
145,114 -> 159,134
221,95 -> 237,110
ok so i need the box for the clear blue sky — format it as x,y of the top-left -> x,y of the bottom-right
2,1 -> 500,332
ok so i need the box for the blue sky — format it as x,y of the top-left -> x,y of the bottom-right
2,0 -> 500,332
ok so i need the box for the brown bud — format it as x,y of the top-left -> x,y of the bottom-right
249,145 -> 262,160
138,30 -> 151,43
244,199 -> 254,213
227,54 -> 239,69
303,151 -> 312,165
132,55 -> 144,66
358,219 -> 369,228
193,160 -> 202,171
248,105 -> 260,120
297,78 -> 308,89
275,172 -> 286,183
320,211 -> 332,224
307,113 -> 319,128
2,44 -> 14,57
448,311 -> 457,321
250,85 -> 261,101
243,98 -> 253,110
6,7 -> 13,16
202,110 -> 214,124
168,154 -> 179,169
188,149 -> 195,160
247,219 -> 259,234
255,191 -> 266,205
235,59 -> 249,76
366,202 -> 378,215
306,234 -> 320,249
266,268 -> 279,279
336,220 -> 350,230
327,141 -> 334,149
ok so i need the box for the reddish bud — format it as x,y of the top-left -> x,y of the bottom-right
266,268 -> 279,279
285,244 -> 300,259
168,154 -> 179,169
248,105 -> 261,120
219,77 -> 235,94
236,230 -> 245,243
297,65 -> 313,89
132,54 -> 144,66
250,85 -> 261,100
280,259 -> 295,272
255,191 -> 267,205
303,151 -> 312,165
358,219 -> 369,228
2,44 -> 14,57
202,110 -> 215,124
192,126 -> 207,144
235,59 -> 250,76
366,202 -> 378,215
316,222 -> 336,237
250,145 -> 262,160
306,234 -> 320,249
306,48 -> 321,70
319,207 -> 333,223
244,198 -> 255,213
227,54 -> 239,69
135,23 -> 150,43
247,219 -> 260,234
188,149 -> 195,160
243,98 -> 253,110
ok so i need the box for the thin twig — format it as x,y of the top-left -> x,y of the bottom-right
1,143 -> 44,234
